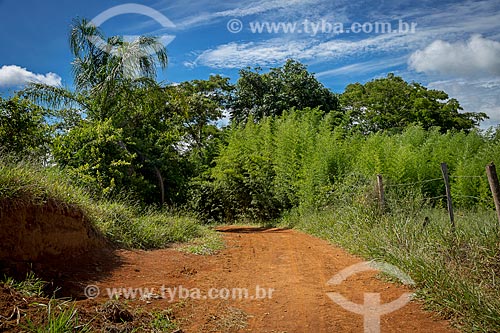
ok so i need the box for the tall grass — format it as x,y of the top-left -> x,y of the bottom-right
0,157 -> 207,249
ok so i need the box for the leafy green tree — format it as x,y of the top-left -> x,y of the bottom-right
164,75 -> 233,171
0,96 -> 53,158
340,73 -> 488,133
51,119 -> 152,198
230,59 -> 339,123
21,18 -> 173,203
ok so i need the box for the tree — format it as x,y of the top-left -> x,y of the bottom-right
21,18 -> 172,204
24,18 -> 168,121
230,59 -> 339,124
164,75 -> 233,170
0,96 -> 53,158
340,73 -> 488,133
51,118 -> 152,198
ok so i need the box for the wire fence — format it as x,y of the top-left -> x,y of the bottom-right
375,162 -> 500,229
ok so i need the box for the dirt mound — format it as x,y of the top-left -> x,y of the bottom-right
0,199 -> 106,277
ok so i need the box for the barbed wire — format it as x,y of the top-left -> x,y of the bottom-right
424,195 -> 447,200
450,175 -> 485,179
454,195 -> 482,200
385,175 -> 485,188
385,178 -> 442,188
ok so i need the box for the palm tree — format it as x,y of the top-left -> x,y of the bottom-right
21,17 -> 170,204
24,17 -> 167,120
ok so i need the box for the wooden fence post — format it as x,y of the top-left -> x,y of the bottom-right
440,163 -> 455,232
376,174 -> 385,212
485,162 -> 500,225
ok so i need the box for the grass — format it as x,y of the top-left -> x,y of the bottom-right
91,203 -> 206,249
149,309 -> 179,332
179,227 -> 225,255
2,275 -> 183,333
3,271 -> 46,297
279,193 -> 500,332
0,157 -> 209,249
3,274 -> 89,332
24,300 -> 90,333
0,158 -> 221,331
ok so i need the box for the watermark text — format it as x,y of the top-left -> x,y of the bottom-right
84,284 -> 275,302
228,18 -> 417,36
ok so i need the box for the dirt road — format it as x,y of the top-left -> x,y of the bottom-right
74,226 -> 455,332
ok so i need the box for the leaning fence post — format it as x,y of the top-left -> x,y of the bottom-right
376,174 -> 385,212
485,162 -> 500,225
440,162 -> 455,232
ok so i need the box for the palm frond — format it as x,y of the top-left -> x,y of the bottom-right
19,83 -> 91,112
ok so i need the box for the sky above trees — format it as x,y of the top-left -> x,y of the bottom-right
0,0 -> 499,126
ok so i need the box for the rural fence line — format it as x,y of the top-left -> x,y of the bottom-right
375,162 -> 500,232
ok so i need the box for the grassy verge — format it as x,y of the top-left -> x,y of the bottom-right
280,199 -> 500,331
0,158 -> 215,250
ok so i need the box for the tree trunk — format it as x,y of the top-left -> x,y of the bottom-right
153,165 -> 165,205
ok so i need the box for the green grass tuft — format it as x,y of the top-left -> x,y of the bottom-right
179,228 -> 225,255
2,271 -> 46,297
24,299 -> 90,332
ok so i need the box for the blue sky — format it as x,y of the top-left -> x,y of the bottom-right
1,0 -> 499,126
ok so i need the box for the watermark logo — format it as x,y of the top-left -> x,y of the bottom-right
87,3 -> 176,78
84,284 -> 100,299
327,261 -> 415,333
227,19 -> 244,34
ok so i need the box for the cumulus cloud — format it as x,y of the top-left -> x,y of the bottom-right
0,65 -> 62,87
409,35 -> 500,78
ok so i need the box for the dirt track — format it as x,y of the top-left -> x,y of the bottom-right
71,226 -> 455,332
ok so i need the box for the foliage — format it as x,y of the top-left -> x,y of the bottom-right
3,271 -> 46,298
164,75 -> 233,173
230,59 -> 339,124
19,18 -> 176,203
340,73 -> 488,133
51,119 -> 146,198
206,108 -> 500,221
0,96 -> 53,158
24,299 -> 90,333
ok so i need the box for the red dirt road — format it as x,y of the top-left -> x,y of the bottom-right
77,227 -> 456,333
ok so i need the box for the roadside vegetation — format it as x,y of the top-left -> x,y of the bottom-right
281,200 -> 500,331
1,273 -> 181,332
207,114 -> 500,331
0,157 -> 214,250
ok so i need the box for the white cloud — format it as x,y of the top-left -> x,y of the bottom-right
191,32 -> 423,69
409,35 -> 500,78
428,78 -> 500,128
154,0 -> 342,30
0,65 -> 62,87
192,39 -> 308,68
316,56 -> 408,77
